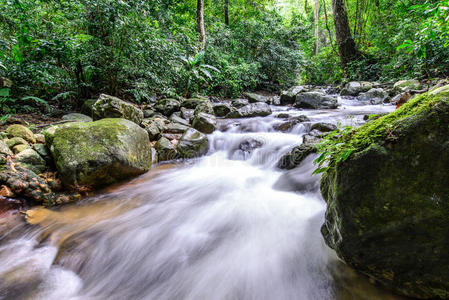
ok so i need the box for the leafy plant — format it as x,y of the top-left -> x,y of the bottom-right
180,51 -> 220,97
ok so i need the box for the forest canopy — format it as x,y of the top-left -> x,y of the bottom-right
0,0 -> 448,111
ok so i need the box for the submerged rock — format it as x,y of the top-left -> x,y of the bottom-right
277,144 -> 316,170
177,128 -> 209,159
47,118 -> 152,187
227,103 -> 272,118
92,94 -> 144,125
294,92 -> 338,109
320,87 -> 449,299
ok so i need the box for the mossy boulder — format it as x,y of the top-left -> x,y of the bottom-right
6,137 -> 28,149
47,118 -> 152,187
294,92 -> 338,109
320,86 -> 449,299
193,100 -> 214,116
177,128 -> 209,159
14,149 -> 46,174
213,103 -> 232,117
6,124 -> 36,144
92,94 -> 144,125
156,137 -> 177,161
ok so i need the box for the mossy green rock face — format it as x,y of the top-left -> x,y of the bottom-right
47,118 -> 152,187
6,124 -> 36,144
177,128 -> 209,159
394,79 -> 422,92
92,94 -> 144,125
321,89 -> 449,299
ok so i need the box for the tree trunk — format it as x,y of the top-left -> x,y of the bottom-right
224,0 -> 229,26
197,0 -> 206,50
332,0 -> 359,69
304,0 -> 310,14
314,0 -> 319,55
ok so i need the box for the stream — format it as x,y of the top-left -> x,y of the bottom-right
0,96 -> 406,300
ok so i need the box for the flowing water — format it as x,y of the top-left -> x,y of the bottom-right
0,96 -> 407,300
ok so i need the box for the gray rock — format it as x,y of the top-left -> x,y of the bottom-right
294,92 -> 338,109
193,100 -> 214,116
181,98 -> 206,109
62,113 -> 93,122
393,79 -> 422,92
192,113 -> 217,134
231,98 -> 249,108
156,137 -> 178,161
341,81 -> 374,96
244,92 -> 271,104
14,149 -> 46,174
92,94 -> 144,125
213,103 -> 232,117
227,103 -> 272,118
154,98 -> 181,116
311,122 -> 337,132
177,128 -> 209,159
277,144 -> 316,170
359,88 -> 389,104
280,86 -> 308,105
165,122 -> 190,134
169,114 -> 190,126
181,108 -> 195,122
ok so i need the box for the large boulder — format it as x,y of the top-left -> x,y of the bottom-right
320,87 -> 449,299
394,79 -> 422,92
280,86 -> 309,105
341,81 -> 374,96
177,128 -> 209,159
227,103 -> 272,118
294,92 -> 338,109
6,124 -> 36,144
47,118 -> 152,187
154,98 -> 181,117
231,98 -> 249,108
193,100 -> 214,116
192,113 -> 217,134
92,94 -> 143,125
213,103 -> 232,117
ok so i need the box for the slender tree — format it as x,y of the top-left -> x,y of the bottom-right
224,0 -> 229,26
332,0 -> 359,69
197,0 -> 206,50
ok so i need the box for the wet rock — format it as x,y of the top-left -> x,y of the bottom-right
393,79 -> 422,92
143,109 -> 156,118
165,122 -> 189,134
227,103 -> 272,118
280,86 -> 309,105
0,160 -> 79,206
231,98 -> 249,108
359,88 -> 389,104
276,113 -> 291,119
181,108 -> 195,122
294,92 -> 338,109
193,100 -> 214,116
181,98 -> 205,109
273,155 -> 319,192
238,138 -> 264,153
169,114 -> 190,126
177,128 -> 209,159
154,98 -> 181,117
274,120 -> 302,132
61,113 -> 92,122
6,124 -> 36,144
320,88 -> 449,299
192,113 -> 217,134
291,115 -> 311,122
213,103 -> 232,117
141,118 -> 163,141
341,81 -> 374,96
244,92 -> 271,104
156,137 -> 178,161
311,122 -> 337,132
13,149 -> 46,174
47,118 -> 152,187
92,94 -> 144,125
277,144 -> 316,170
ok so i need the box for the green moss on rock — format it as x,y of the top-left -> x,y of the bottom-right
320,86 -> 449,299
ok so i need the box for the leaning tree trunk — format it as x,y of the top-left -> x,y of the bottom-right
314,0 -> 320,55
197,0 -> 206,50
224,0 -> 229,26
332,0 -> 359,69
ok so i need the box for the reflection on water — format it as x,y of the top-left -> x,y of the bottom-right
0,101 -> 408,300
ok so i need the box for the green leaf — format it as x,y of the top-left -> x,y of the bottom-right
0,88 -> 10,97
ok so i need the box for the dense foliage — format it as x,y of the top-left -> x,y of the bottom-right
0,0 -> 448,113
